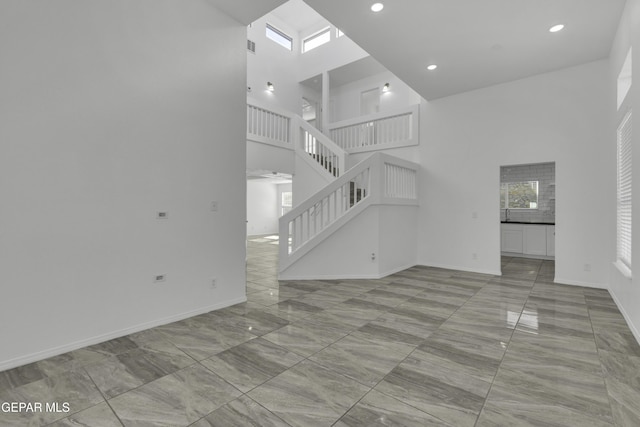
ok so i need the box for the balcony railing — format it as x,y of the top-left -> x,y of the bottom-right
328,105 -> 420,153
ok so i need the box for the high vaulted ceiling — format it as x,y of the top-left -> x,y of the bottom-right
303,0 -> 627,100
205,0 -> 287,25
270,0 -> 326,32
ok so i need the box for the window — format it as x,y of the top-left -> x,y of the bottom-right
266,23 -> 292,51
281,191 -> 293,216
302,27 -> 330,53
500,181 -> 539,209
617,110 -> 632,271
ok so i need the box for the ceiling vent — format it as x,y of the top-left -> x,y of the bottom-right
247,39 -> 256,54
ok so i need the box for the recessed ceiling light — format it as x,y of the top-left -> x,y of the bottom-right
371,3 -> 384,12
427,64 -> 438,71
549,24 -> 565,33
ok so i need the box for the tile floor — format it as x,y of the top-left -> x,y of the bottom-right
1,237 -> 640,426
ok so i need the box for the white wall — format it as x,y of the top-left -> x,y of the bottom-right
608,0 -> 640,342
280,207 -> 380,279
298,30 -> 369,83
330,71 -> 422,122
378,205 -> 419,276
292,153 -> 334,206
418,60 -> 613,285
247,15 -> 301,113
0,0 -> 248,370
280,205 -> 418,279
247,180 -> 279,236
246,141 -> 295,175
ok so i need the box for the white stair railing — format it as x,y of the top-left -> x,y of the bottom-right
247,99 -> 294,148
384,162 -> 418,200
328,105 -> 420,153
247,98 -> 347,180
298,119 -> 347,178
279,152 -> 419,272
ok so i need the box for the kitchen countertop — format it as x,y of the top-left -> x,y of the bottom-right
501,221 -> 555,225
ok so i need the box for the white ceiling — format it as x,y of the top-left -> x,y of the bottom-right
247,170 -> 292,184
303,0 -> 627,100
300,58 -> 388,93
270,0 -> 327,32
329,56 -> 388,88
204,0 -> 288,25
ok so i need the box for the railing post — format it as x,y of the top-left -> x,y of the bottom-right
338,154 -> 345,178
290,116 -> 298,148
366,153 -> 382,204
278,216 -> 289,268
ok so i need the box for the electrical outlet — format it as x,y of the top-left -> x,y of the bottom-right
210,201 -> 219,212
211,278 -> 217,289
584,264 -> 591,272
154,274 -> 166,283
157,212 -> 169,219
472,253 -> 477,260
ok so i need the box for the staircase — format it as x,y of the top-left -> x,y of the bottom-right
278,152 -> 419,279
247,99 -> 420,279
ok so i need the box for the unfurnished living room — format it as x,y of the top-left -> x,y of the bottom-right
1,0 -> 640,426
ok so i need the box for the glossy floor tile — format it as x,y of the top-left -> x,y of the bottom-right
1,245 -> 640,426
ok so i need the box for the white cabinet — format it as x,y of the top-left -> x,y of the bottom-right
501,224 -> 523,253
501,223 -> 555,258
546,226 -> 555,256
523,225 -> 547,256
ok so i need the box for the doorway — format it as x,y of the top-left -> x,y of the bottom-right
302,97 -> 320,130
499,162 -> 556,277
360,88 -> 380,116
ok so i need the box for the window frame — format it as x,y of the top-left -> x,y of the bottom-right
266,23 -> 293,51
302,26 -> 331,53
617,110 -> 632,272
281,191 -> 293,216
500,181 -> 539,210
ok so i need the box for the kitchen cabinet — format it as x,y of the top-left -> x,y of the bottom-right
501,224 -> 523,253
501,223 -> 555,258
546,226 -> 555,256
523,225 -> 547,256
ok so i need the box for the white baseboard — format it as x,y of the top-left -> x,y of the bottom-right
608,290 -> 640,347
380,263 -> 418,278
278,272 -> 384,281
0,296 -> 247,372
278,263 -> 420,281
553,277 -> 607,289
421,262 -> 501,277
501,252 -> 554,261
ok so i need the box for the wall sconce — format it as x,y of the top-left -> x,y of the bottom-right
382,83 -> 390,92
267,82 -> 275,92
